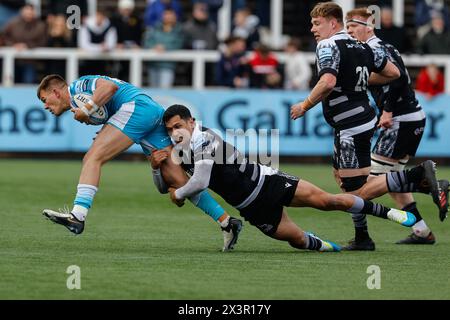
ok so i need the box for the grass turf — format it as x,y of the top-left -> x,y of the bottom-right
0,159 -> 449,299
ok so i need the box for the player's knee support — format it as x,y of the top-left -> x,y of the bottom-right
371,155 -> 408,175
340,175 -> 368,192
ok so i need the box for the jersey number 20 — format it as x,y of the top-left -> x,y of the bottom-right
355,66 -> 369,91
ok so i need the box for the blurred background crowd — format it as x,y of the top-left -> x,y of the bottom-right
0,0 -> 448,99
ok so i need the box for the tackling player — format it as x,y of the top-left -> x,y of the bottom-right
37,74 -> 242,252
345,7 -> 449,244
290,2 -> 448,250
152,104 -> 429,253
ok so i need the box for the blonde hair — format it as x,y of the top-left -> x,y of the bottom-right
310,2 -> 343,24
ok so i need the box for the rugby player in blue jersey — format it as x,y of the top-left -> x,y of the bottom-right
37,74 -> 242,251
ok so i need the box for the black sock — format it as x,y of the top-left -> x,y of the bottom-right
405,166 -> 425,183
305,232 -> 323,251
355,225 -> 370,242
386,167 -> 424,193
402,202 -> 423,222
347,195 -> 389,219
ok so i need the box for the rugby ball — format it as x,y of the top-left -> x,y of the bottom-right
72,93 -> 108,125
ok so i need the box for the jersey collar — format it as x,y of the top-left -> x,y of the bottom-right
190,122 -> 202,150
366,35 -> 379,44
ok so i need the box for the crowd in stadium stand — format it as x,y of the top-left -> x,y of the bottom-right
0,0 -> 448,96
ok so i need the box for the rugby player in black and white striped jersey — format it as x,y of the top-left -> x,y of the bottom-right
290,2 -> 448,250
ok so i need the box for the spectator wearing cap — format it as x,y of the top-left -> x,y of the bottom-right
183,2 -> 218,50
417,11 -> 450,54
2,4 -> 47,83
111,0 -> 143,49
415,0 -> 450,39
143,8 -> 183,88
144,0 -> 182,28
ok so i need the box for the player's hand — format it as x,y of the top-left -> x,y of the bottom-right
290,102 -> 307,120
71,108 -> 90,124
169,187 -> 185,207
378,111 -> 393,129
150,150 -> 169,169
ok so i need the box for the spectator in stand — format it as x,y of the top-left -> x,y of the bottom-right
283,37 -> 312,91
47,0 -> 88,21
111,0 -> 144,81
247,43 -> 281,89
144,0 -> 182,29
47,14 -> 74,48
215,36 -> 248,88
143,8 -> 183,88
0,0 -> 25,30
46,14 -> 74,76
192,0 -> 223,26
111,0 -> 143,49
416,64 -> 445,99
415,0 -> 450,39
232,7 -> 260,50
78,11 -> 118,76
2,4 -> 47,83
376,6 -> 412,53
47,0 -> 88,49
417,11 -> 450,54
183,2 -> 218,50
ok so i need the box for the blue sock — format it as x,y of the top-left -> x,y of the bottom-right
188,190 -> 225,222
72,184 -> 98,220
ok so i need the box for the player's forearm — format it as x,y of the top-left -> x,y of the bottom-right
174,160 -> 213,199
369,73 -> 394,86
308,76 -> 335,105
152,168 -> 169,194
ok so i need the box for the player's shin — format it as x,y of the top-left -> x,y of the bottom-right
72,184 -> 98,221
386,165 -> 425,193
303,232 -> 340,252
347,195 -> 417,227
188,190 -> 228,225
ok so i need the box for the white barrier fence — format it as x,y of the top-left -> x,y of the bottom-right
1,48 -> 450,93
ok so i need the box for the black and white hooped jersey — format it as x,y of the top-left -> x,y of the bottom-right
179,124 -> 277,208
316,30 -> 387,130
366,36 -> 422,118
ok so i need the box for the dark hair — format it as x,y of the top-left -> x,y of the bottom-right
163,104 -> 193,123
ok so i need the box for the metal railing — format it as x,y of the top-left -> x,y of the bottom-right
1,47 -> 449,93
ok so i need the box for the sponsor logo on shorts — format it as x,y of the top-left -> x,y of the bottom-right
414,127 -> 424,136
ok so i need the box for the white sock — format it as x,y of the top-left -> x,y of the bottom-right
220,216 -> 230,228
71,205 -> 88,221
412,219 -> 431,237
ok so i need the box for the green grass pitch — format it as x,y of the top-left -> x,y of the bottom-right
0,159 -> 449,299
